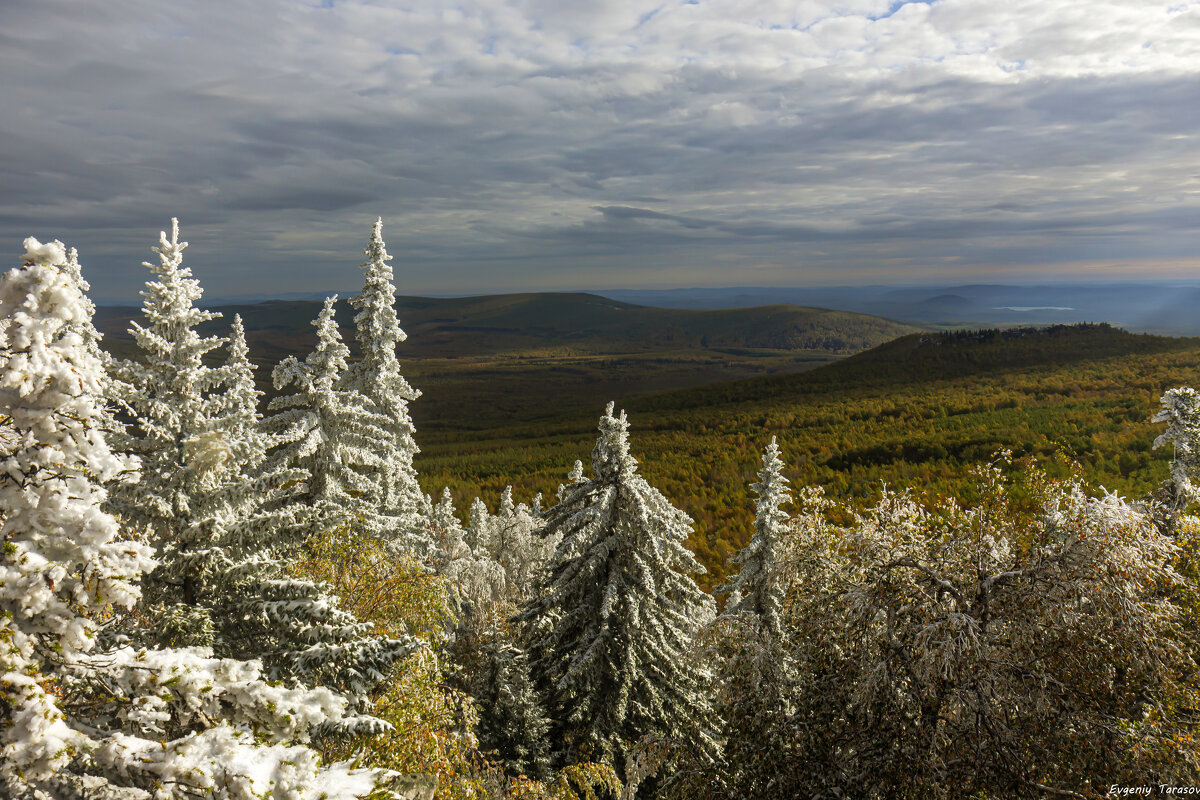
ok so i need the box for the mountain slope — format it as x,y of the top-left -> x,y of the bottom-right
630,323 -> 1187,413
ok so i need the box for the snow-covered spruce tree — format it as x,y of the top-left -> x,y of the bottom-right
435,489 -> 508,612
345,219 -> 429,553
717,435 -> 791,637
481,486 -> 556,608
1154,386 -> 1200,510
265,295 -> 391,539
517,403 -> 717,774
113,223 -> 418,714
431,488 -> 468,558
0,238 -> 380,800
106,219 -> 230,644
466,496 -> 490,553
425,488 -> 474,579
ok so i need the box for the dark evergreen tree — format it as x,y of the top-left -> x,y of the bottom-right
474,634 -> 553,781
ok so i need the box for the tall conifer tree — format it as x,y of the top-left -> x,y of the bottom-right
346,219 -> 428,552
717,436 -> 792,637
107,219 -> 230,640
518,403 -> 717,771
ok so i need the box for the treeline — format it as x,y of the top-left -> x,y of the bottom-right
3,220 -> 1199,799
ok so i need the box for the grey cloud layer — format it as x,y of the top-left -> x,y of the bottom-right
2,0 -> 1198,300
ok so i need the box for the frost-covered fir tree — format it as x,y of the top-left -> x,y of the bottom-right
114,223 -> 417,714
481,487 -> 556,607
1154,386 -> 1200,509
346,219 -> 428,552
265,295 -> 391,538
107,219 -> 230,639
217,316 -> 268,464
467,496 -> 491,552
106,221 -> 225,506
517,403 -> 717,772
717,436 -> 791,637
0,238 -> 380,800
430,487 -> 469,562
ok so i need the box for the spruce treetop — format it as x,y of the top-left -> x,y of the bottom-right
220,314 -> 265,463
592,401 -> 637,480
349,218 -> 418,403
133,218 -> 222,342
311,294 -> 349,391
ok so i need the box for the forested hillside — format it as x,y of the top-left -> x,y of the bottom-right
421,324 -> 1200,589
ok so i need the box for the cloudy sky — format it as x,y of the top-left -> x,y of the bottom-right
3,1 -> 1199,301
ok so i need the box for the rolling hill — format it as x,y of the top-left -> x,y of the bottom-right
99,287 -> 1200,590
95,292 -> 919,429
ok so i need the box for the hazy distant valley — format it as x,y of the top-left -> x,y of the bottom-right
193,280 -> 1200,340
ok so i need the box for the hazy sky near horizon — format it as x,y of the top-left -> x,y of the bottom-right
3,0 -> 1200,301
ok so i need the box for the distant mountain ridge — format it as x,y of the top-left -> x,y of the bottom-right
94,291 -> 920,430
95,291 -> 919,362
154,281 -> 1200,335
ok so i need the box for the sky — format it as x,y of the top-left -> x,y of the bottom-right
3,0 -> 1200,302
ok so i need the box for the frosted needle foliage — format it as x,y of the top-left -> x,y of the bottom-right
267,295 -> 390,533
0,238 -> 379,800
106,218 -> 229,618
